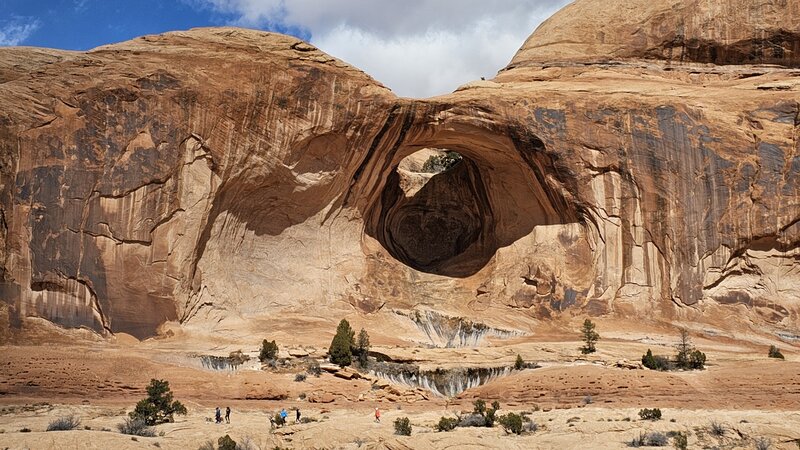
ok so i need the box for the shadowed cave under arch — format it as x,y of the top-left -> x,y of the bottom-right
364,127 -> 580,278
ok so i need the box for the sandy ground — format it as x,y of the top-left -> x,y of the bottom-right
1,316 -> 799,449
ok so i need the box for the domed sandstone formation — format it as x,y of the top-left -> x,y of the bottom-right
510,0 -> 800,67
0,1 -> 798,340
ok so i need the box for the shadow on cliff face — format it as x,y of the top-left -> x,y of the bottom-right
361,108 -> 581,278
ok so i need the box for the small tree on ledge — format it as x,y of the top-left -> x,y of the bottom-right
580,318 -> 600,354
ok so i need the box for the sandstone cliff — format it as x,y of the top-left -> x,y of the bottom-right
0,1 -> 798,341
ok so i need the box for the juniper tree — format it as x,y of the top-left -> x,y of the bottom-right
329,319 -> 355,367
580,318 -> 600,354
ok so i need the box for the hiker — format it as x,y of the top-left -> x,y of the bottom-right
269,414 -> 276,429
296,408 -> 301,424
225,406 -> 231,424
374,407 -> 381,423
215,407 -> 222,424
280,408 -> 288,425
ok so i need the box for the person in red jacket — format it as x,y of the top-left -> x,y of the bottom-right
374,407 -> 381,423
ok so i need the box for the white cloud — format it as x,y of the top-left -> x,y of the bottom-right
0,18 -> 41,46
195,0 -> 571,97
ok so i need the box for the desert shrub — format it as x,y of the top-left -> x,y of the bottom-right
436,416 -> 458,432
642,349 -> 671,371
674,328 -> 706,370
19,427 -> 31,432
307,361 -> 322,377
329,319 -> 355,367
463,399 -> 500,427
46,415 -> 81,431
768,345 -> 784,359
709,420 -> 726,436
273,412 -> 286,427
498,412 -> 523,435
117,417 -> 156,437
638,408 -> 662,421
394,417 -> 412,436
630,432 -> 669,447
130,379 -> 187,425
228,350 -> 249,366
218,434 -> 237,450
689,349 -> 706,369
671,431 -> 688,450
583,395 -> 593,405
259,340 -> 278,362
294,373 -> 307,382
580,318 -> 600,354
754,437 -> 772,450
236,436 -> 257,450
525,420 -> 538,433
514,354 -> 525,370
421,151 -> 462,173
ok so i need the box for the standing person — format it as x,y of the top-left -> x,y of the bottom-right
225,406 -> 231,424
295,408 -> 301,424
374,407 -> 381,423
280,408 -> 288,425
215,407 -> 222,424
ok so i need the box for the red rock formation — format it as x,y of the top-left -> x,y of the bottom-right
0,1 -> 798,340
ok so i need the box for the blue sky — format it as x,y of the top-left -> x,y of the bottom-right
1,0 -> 569,97
1,0 -> 309,50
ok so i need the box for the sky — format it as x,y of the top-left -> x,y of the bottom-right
1,0 -> 570,98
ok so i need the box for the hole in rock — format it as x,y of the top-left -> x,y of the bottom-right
366,134 -> 576,277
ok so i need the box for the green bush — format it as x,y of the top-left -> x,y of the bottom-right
638,408 -> 662,421
498,413 -> 523,435
218,434 -> 237,450
469,399 -> 499,427
273,412 -> 286,427
436,416 -> 458,432
117,417 -> 156,437
514,354 -> 525,370
394,417 -> 412,436
46,415 -> 81,431
672,431 -> 688,450
642,349 -> 670,371
329,319 -> 355,367
130,379 -> 187,425
259,340 -> 278,362
421,151 -> 462,173
768,345 -> 784,359
689,349 -> 706,369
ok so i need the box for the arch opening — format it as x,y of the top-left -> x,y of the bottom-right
365,131 -> 577,278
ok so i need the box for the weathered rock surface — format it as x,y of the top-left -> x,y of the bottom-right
0,0 -> 798,340
512,0 -> 800,67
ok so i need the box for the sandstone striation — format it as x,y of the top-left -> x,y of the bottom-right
0,1 -> 798,342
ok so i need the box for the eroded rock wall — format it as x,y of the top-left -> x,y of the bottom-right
0,2 -> 798,340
